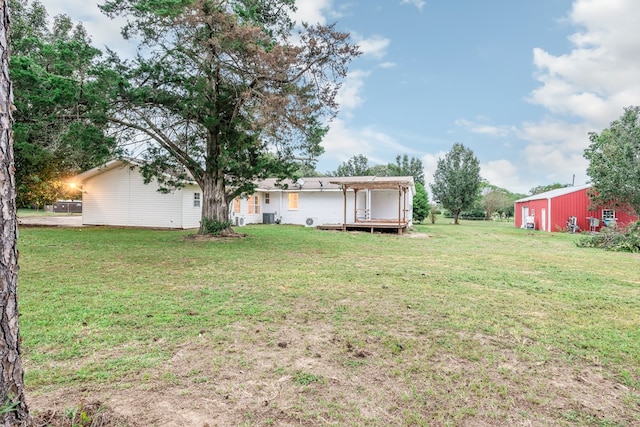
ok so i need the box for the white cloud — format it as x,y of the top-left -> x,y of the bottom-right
353,34 -> 391,59
292,0 -> 335,25
319,119 -> 416,172
454,118 -> 513,137
335,70 -> 370,115
520,0 -> 640,187
400,0 -> 426,12
519,120 -> 591,186
379,62 -> 397,69
529,0 -> 640,123
421,151 -> 446,194
320,119 -> 373,167
479,160 -> 529,193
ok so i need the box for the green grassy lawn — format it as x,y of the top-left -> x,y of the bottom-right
18,221 -> 640,426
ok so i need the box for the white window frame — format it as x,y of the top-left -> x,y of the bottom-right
193,192 -> 201,208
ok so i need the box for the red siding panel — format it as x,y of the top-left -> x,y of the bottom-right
514,186 -> 637,232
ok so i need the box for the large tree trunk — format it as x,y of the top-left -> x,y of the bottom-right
198,172 -> 233,235
0,1 -> 30,424
453,211 -> 460,225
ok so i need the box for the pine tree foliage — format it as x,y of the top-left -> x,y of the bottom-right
99,0 -> 360,234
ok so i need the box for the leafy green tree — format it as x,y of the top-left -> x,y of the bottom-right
389,154 -> 424,185
0,0 -> 30,421
430,143 -> 481,225
528,183 -> 570,195
584,106 -> 640,216
11,0 -> 116,207
367,163 -> 390,177
295,162 -> 325,178
481,183 -> 520,219
100,0 -> 359,235
412,182 -> 429,223
331,154 -> 371,176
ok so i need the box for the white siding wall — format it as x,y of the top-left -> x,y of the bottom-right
260,190 -> 354,225
181,186 -> 204,229
83,165 -> 199,228
371,189 -> 412,221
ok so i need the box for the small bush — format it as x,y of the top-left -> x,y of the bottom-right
201,218 -> 233,235
576,221 -> 640,252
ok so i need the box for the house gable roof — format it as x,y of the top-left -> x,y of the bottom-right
515,184 -> 591,203
72,159 -> 137,182
72,159 -> 198,186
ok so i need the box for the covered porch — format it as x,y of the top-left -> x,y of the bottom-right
324,177 -> 414,234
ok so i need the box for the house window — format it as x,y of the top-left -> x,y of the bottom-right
248,195 -> 260,214
265,193 -> 270,204
288,193 -> 299,210
193,192 -> 201,208
233,198 -> 240,214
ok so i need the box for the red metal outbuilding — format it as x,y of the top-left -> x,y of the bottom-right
514,184 -> 638,232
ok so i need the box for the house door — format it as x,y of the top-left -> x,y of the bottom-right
521,207 -> 528,228
541,208 -> 546,232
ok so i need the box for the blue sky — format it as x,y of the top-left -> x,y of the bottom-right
38,0 -> 640,194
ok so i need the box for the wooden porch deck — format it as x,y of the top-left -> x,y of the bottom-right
316,220 -> 409,235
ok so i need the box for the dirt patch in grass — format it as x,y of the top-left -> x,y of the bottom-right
29,400 -> 139,426
27,320 -> 639,426
405,231 -> 432,238
183,232 -> 248,241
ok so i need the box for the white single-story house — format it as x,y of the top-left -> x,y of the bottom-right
236,176 -> 415,230
71,159 -> 415,230
71,159 -> 202,228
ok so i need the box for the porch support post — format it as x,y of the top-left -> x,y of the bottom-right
403,187 -> 407,223
398,186 -> 401,225
353,189 -> 359,223
342,186 -> 347,231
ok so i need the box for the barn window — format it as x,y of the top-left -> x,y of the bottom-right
288,193 -> 299,210
265,193 -> 270,204
248,195 -> 260,214
602,209 -> 616,225
193,193 -> 201,208
233,198 -> 240,214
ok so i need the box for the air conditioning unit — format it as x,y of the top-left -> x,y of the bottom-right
305,217 -> 318,227
235,216 -> 246,227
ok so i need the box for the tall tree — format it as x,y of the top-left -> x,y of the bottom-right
388,154 -> 424,185
99,0 -> 359,235
430,143 -> 481,225
10,0 -> 116,207
481,182 -> 522,219
0,0 -> 30,422
482,189 -> 511,219
367,163 -> 390,177
412,182 -> 429,223
331,154 -> 370,176
584,106 -> 640,216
